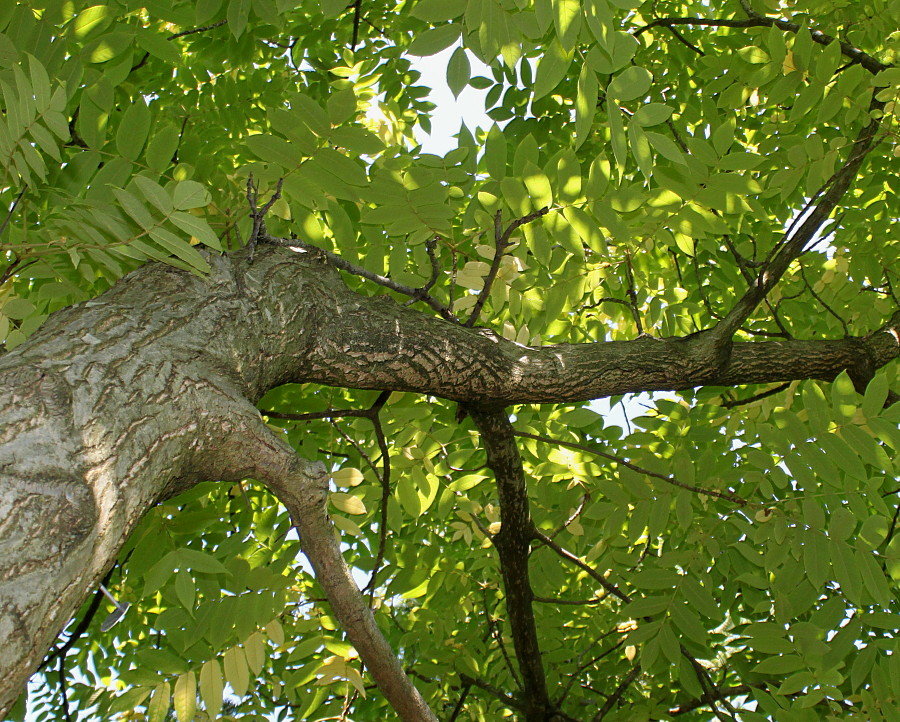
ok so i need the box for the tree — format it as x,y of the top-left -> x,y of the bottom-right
1,0 -> 899,719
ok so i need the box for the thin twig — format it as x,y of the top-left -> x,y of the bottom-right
634,16 -> 888,74
622,250 -> 644,334
168,19 -> 227,40
402,236 -> 442,307
465,207 -> 549,327
682,650 -> 738,722
533,595 -> 605,605
246,175 -> 284,262
263,235 -> 459,322
556,635 -> 623,706
363,392 -> 391,598
663,24 -> 704,55
58,654 -> 73,722
39,570 -> 113,671
591,665 -> 640,721
447,682 -> 470,721
799,263 -> 850,336
0,185 -> 26,239
720,382 -> 790,409
550,493 -> 590,539
532,529 -> 631,603
457,674 -> 523,711
515,430 -> 747,505
482,586 -> 522,688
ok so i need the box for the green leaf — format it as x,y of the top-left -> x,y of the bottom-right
407,25 -> 462,56
112,188 -> 156,230
246,134 -> 302,167
575,62 -> 598,149
628,117 -> 652,180
145,125 -> 180,172
149,227 -> 211,273
223,646 -> 250,697
607,66 -> 652,102
447,47 -> 470,98
174,569 -> 195,610
199,660 -> 224,717
133,176 -> 173,215
174,548 -> 231,575
484,124 -> 507,180
243,631 -> 266,675
633,103 -> 673,127
146,682 -> 170,722
411,0 -> 468,21
397,474 -> 422,516
173,180 -> 212,210
136,27 -> 181,64
862,373 -> 889,418
608,101 -> 627,172
227,0 -> 251,37
169,212 -> 222,250
623,595 -> 669,616
533,40 -> 572,100
522,161 -> 552,208
331,491 -> 367,515
552,0 -> 582,50
173,671 -> 196,722
751,654 -> 804,674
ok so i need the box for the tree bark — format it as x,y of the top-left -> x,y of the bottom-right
0,244 -> 897,713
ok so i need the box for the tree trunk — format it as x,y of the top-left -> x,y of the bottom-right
1,244 -> 897,713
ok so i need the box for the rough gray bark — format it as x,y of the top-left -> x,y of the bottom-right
0,243 -> 898,715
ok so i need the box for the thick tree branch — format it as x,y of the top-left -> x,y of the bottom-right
466,407 -> 552,721
236,420 -> 437,721
0,246 -> 898,713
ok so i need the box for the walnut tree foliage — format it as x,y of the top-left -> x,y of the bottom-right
2,0 -> 900,720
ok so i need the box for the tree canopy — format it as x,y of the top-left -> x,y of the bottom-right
1,0 -> 900,720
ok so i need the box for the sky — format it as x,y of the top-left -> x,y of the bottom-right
410,46 -> 493,154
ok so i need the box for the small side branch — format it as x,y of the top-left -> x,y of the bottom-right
260,392 -> 393,600
263,235 -> 458,322
634,16 -> 888,74
532,529 -> 631,603
716,107 -> 882,342
720,382 -> 790,409
465,207 -> 549,328
235,409 -> 436,720
245,175 -> 284,262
